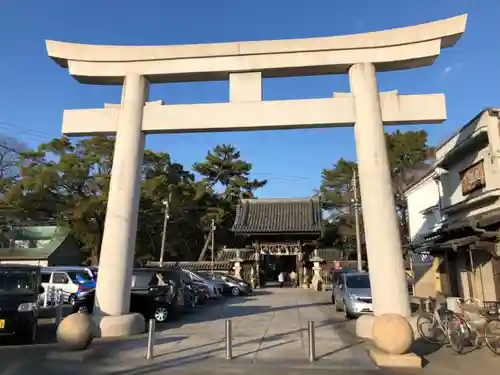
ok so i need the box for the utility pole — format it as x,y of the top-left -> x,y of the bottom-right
159,191 -> 172,265
352,169 -> 363,272
210,218 -> 216,274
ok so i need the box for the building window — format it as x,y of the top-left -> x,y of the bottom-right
459,160 -> 486,196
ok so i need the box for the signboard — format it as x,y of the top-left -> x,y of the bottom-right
459,160 -> 486,195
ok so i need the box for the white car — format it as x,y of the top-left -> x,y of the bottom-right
40,268 -> 93,304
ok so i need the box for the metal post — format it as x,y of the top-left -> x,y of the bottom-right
146,318 -> 156,360
308,321 -> 316,362
55,289 -> 63,326
352,169 -> 363,272
225,319 -> 233,360
211,219 -> 215,275
159,191 -> 171,265
43,285 -> 49,307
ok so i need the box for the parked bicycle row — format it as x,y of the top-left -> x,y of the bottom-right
416,296 -> 500,356
0,263 -> 252,345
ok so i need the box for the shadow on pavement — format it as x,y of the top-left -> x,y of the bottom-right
157,299 -> 334,331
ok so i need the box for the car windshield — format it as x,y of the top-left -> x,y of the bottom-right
66,271 -> 92,283
195,271 -> 214,279
346,274 -> 371,289
0,269 -> 38,294
191,271 -> 209,281
217,273 -> 240,282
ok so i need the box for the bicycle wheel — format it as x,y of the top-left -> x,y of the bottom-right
417,313 -> 447,344
484,317 -> 500,356
447,314 -> 465,354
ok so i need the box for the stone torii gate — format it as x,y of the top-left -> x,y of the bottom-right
46,15 -> 467,339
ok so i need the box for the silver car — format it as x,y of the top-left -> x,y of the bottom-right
181,269 -> 224,299
332,272 -> 373,319
198,271 -> 252,296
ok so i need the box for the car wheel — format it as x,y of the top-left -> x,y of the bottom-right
78,304 -> 89,314
154,307 -> 169,323
69,294 -> 76,305
17,323 -> 36,345
231,287 -> 240,296
343,301 -> 354,320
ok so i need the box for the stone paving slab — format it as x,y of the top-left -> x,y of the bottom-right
1,287 -> 379,374
132,287 -> 379,369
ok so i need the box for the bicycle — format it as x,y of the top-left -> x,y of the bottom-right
446,298 -> 500,355
416,298 -> 457,345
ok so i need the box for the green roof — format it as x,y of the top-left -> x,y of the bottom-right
8,226 -> 67,241
0,225 -> 69,260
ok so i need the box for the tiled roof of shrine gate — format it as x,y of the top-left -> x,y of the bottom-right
231,197 -> 322,235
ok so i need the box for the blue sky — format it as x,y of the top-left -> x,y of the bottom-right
0,0 -> 497,198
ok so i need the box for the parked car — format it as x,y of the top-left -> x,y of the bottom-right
41,267 -> 95,304
180,269 -> 224,299
329,268 -> 357,295
73,269 -> 175,323
152,269 -> 196,314
191,281 -> 210,304
0,264 -> 44,344
197,271 -> 251,296
332,271 -> 372,319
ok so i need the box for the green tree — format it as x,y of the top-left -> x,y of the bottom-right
1,137 -> 268,265
193,144 -> 267,258
137,150 -> 208,262
0,135 -> 26,191
320,130 -> 434,252
386,130 -> 435,242
4,136 -> 114,264
319,158 -> 363,259
193,144 -> 267,201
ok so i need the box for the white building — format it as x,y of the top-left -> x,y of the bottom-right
405,169 -> 443,243
405,108 -> 500,301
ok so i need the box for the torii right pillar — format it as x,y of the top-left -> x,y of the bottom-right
350,62 -> 419,364
350,62 -> 411,313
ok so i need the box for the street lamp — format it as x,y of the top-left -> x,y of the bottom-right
351,170 -> 363,272
159,192 -> 172,265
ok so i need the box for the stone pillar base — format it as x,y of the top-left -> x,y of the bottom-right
355,314 -> 419,340
369,347 -> 422,369
92,313 -> 145,338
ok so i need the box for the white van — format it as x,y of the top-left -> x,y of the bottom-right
41,268 -> 94,304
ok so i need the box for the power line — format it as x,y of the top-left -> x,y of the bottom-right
0,120 -> 324,182
0,121 -> 55,142
0,143 -> 23,154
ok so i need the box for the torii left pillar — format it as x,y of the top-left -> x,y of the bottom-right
93,74 -> 149,337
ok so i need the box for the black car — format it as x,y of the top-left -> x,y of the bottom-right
73,269 -> 175,323
0,264 -> 43,344
149,269 -> 194,314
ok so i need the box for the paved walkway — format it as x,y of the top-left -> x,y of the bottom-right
95,287 -> 376,370
3,287 -> 378,374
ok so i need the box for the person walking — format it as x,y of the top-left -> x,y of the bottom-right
278,271 -> 285,288
290,270 -> 298,288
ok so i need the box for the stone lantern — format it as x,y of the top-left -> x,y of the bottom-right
231,249 -> 244,280
310,249 -> 324,291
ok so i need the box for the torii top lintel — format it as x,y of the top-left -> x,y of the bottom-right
46,14 -> 467,85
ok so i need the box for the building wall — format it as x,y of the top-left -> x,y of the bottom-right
49,236 -> 84,266
438,110 -> 500,219
413,263 -> 438,297
431,109 -> 500,301
0,259 -> 48,267
406,175 -> 442,241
